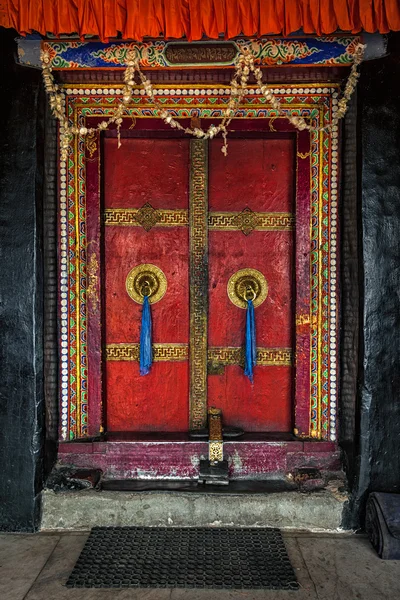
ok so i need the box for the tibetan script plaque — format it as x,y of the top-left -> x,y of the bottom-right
165,42 -> 237,66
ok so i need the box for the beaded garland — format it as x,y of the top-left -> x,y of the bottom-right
41,44 -> 365,160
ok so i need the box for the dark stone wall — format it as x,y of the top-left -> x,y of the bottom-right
344,32 -> 400,528
0,29 -> 45,531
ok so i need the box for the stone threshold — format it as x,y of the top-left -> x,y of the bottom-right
41,486 -> 347,532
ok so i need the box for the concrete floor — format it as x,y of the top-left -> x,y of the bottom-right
1,532 -> 400,600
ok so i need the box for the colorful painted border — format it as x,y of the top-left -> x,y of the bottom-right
42,37 -> 361,70
59,84 -> 339,442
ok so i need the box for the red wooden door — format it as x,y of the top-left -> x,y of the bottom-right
102,129 -> 294,434
103,135 -> 190,432
207,136 -> 295,432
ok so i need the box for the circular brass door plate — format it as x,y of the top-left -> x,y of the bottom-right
126,264 -> 167,305
227,268 -> 268,309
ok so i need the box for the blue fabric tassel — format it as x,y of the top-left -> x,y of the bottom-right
244,299 -> 257,383
139,295 -> 152,375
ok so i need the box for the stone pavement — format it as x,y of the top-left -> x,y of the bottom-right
1,532 -> 400,600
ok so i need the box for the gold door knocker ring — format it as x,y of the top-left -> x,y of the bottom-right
244,282 -> 257,302
126,264 -> 167,304
227,268 -> 268,309
140,279 -> 152,298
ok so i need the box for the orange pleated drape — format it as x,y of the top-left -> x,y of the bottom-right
1,0 -> 399,40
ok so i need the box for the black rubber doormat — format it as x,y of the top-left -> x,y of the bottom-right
66,526 -> 299,590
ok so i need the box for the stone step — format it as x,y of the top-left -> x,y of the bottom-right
41,485 -> 347,531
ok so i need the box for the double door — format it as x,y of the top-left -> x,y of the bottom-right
103,127 -> 294,433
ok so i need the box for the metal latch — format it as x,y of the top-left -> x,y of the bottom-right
199,407 -> 229,485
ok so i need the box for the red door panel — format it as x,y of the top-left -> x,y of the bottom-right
208,138 -> 294,212
104,138 -> 189,209
207,367 -> 293,432
208,231 -> 293,348
103,136 -> 190,432
104,227 -> 189,344
208,138 -> 295,432
106,362 -> 189,433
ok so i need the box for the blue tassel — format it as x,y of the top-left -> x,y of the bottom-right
139,295 -> 152,376
244,299 -> 257,383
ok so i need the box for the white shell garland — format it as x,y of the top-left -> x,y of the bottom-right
41,43 -> 366,161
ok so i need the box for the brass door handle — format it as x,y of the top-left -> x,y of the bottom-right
126,264 -> 167,304
140,279 -> 153,297
244,282 -> 257,301
227,268 -> 268,309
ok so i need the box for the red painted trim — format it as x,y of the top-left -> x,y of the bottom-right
295,129 -> 312,437
59,443 -> 94,454
58,440 -> 340,478
303,441 -> 336,453
85,121 -> 103,436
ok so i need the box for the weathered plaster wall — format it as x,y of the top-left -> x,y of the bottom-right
344,32 -> 400,528
0,29 -> 45,531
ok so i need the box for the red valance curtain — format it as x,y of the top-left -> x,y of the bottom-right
1,1 -> 399,41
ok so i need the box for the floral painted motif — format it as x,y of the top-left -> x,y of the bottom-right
92,41 -> 167,67
237,39 -> 320,65
42,37 -> 361,70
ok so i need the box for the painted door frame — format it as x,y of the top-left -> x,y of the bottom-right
59,83 -> 339,453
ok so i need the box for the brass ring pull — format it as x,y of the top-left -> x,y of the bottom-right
227,268 -> 268,309
244,283 -> 257,301
140,279 -> 152,297
126,264 -> 167,305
